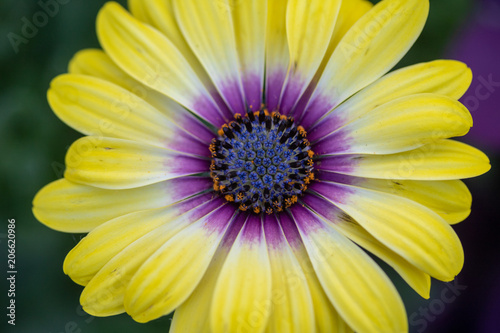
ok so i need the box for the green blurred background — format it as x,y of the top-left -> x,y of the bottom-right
1,0 -> 498,332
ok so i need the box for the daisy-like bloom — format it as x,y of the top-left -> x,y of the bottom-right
33,0 -> 491,332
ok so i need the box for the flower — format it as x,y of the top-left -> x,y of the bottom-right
33,0 -> 490,332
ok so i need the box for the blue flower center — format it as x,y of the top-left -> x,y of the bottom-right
210,110 -> 315,214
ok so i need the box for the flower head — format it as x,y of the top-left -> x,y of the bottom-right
33,0 -> 490,332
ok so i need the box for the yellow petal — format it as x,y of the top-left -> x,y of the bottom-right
128,0 -> 184,54
326,0 -> 373,56
68,49 -> 175,116
170,214 -> 247,333
318,139 -> 491,180
128,0 -> 239,118
79,200 -> 226,316
292,0 -> 373,123
309,60 -> 473,137
210,215 -> 272,333
315,94 -> 472,155
291,206 -> 407,332
311,181 -> 464,281
97,2 -> 228,126
279,0 -> 341,113
304,0 -> 429,125
231,0 -> 267,109
263,215 -> 315,333
69,49 -> 128,84
265,0 -> 289,111
124,205 -> 236,323
358,178 -> 472,224
128,0 -> 211,86
68,49 -> 215,143
48,74 -> 207,156
64,136 -> 209,189
173,0 -> 246,114
319,170 -> 473,225
278,213 -> 354,332
302,194 -> 430,298
32,177 -> 211,233
64,194 -> 219,285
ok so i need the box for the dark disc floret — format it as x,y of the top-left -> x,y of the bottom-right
210,109 -> 315,214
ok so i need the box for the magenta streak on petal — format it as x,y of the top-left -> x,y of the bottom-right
311,129 -> 351,155
178,114 -> 218,143
300,194 -> 343,223
174,191 -> 225,218
167,176 -> 213,202
315,154 -> 358,174
220,212 -> 248,248
279,79 -> 306,115
242,73 -> 264,111
239,214 -> 264,247
263,214 -> 284,249
178,194 -> 228,223
277,213 -> 304,249
288,205 -> 324,236
299,93 -> 338,130
309,181 -> 354,206
168,155 -> 210,175
218,79 -> 247,116
202,203 -> 237,235
265,70 -> 287,112
307,113 -> 345,142
317,171 -> 360,186
166,131 -> 211,157
193,95 -> 229,128
210,90 -> 234,121
290,79 -> 317,123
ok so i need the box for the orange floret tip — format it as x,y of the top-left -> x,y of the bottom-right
297,126 -> 307,136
